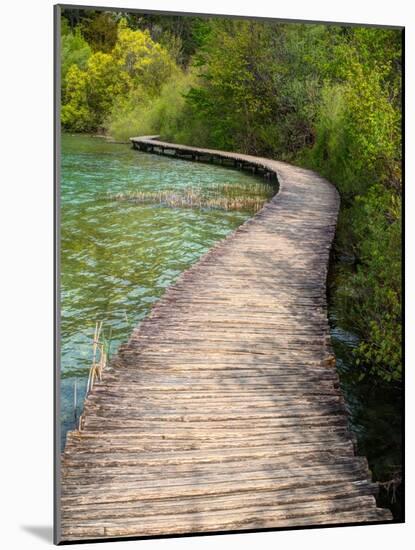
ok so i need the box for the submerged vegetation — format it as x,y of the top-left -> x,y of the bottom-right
61,11 -> 402,385
108,180 -> 273,213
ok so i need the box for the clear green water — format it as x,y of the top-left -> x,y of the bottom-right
60,134 -> 274,445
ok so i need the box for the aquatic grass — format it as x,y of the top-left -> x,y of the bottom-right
106,181 -> 274,213
206,181 -> 275,196
107,189 -> 268,212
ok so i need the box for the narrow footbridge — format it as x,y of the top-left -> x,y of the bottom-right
60,137 -> 392,542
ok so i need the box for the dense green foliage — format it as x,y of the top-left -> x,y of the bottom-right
61,19 -> 177,132
108,71 -> 196,141
61,20 -> 92,82
303,29 -> 402,381
61,10 -> 402,382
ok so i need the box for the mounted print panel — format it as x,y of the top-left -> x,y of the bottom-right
54,4 -> 404,544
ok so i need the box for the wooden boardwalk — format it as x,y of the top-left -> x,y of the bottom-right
59,137 -> 392,542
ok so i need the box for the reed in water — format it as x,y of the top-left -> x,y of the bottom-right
107,181 -> 274,213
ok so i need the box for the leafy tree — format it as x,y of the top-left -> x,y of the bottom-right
185,21 -> 323,156
120,14 -> 212,66
61,28 -> 92,83
61,21 -> 176,132
61,64 -> 90,131
62,52 -> 128,131
112,20 -> 177,97
80,11 -> 119,53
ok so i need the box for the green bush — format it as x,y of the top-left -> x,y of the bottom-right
62,52 -> 128,131
61,27 -> 92,83
61,20 -> 177,133
108,71 -> 195,141
302,31 -> 402,381
334,186 -> 401,381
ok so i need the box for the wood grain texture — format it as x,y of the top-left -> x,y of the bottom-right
59,137 -> 392,542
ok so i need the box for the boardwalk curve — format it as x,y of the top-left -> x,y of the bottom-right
60,137 -> 392,542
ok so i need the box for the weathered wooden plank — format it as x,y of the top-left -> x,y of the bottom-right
61,482 -> 379,521
62,461 -> 370,491
61,503 -> 390,540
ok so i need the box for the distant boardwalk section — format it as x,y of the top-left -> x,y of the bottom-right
60,137 -> 392,542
